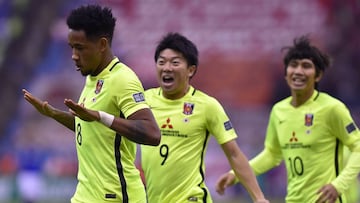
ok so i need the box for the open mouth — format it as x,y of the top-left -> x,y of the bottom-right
292,77 -> 306,86
75,64 -> 81,71
162,75 -> 174,84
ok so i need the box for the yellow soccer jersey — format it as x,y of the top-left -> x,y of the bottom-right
71,58 -> 149,203
262,90 -> 360,203
141,86 -> 237,203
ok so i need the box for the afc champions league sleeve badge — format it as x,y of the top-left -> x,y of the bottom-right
95,79 -> 104,94
183,102 -> 194,115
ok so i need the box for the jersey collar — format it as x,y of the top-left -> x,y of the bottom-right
92,57 -> 120,79
159,86 -> 195,101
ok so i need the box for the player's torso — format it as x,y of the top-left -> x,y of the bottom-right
76,74 -> 122,152
143,92 -> 209,175
276,105 -> 337,158
274,99 -> 343,202
73,64 -> 145,202
142,88 -> 212,203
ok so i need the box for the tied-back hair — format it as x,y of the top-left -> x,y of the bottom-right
282,35 -> 331,77
66,4 -> 116,44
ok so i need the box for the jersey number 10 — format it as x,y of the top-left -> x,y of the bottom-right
288,156 -> 304,177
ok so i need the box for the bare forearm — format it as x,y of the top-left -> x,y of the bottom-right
63,100 -> 161,145
222,141 -> 267,202
109,118 -> 160,145
230,153 -> 266,201
51,109 -> 75,131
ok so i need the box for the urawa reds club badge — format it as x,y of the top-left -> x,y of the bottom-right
183,102 -> 194,115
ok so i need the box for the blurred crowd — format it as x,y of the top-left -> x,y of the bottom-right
0,0 -> 359,202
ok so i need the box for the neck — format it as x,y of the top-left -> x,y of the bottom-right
103,53 -> 115,67
163,85 -> 191,100
290,89 -> 314,107
92,53 -> 115,76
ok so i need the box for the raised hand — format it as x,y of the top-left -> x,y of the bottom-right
22,88 -> 56,117
64,98 -> 100,122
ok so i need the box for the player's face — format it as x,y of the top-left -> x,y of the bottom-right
156,49 -> 196,100
285,58 -> 322,95
68,29 -> 103,76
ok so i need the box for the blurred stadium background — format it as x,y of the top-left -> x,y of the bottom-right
0,0 -> 359,202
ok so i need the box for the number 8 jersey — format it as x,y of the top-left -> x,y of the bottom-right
141,86 -> 237,203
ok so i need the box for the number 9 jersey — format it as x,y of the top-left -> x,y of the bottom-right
141,86 -> 237,203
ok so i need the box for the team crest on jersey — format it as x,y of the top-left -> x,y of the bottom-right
95,79 -> 104,94
304,113 -> 313,126
183,102 -> 194,115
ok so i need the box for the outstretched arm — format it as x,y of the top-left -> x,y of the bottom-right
220,140 -> 269,203
22,89 -> 75,131
64,98 -> 161,146
216,146 -> 282,196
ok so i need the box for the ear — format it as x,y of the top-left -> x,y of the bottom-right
315,71 -> 323,82
98,37 -> 108,52
188,65 -> 197,78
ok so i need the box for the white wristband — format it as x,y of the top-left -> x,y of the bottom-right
98,111 -> 115,127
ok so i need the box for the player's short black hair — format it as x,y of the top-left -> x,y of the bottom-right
66,4 -> 116,44
154,32 -> 199,77
282,35 -> 331,77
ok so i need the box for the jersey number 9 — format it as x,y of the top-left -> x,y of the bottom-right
160,144 -> 169,165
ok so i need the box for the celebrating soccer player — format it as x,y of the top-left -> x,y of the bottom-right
216,35 -> 360,203
140,32 -> 269,203
23,4 -> 160,203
